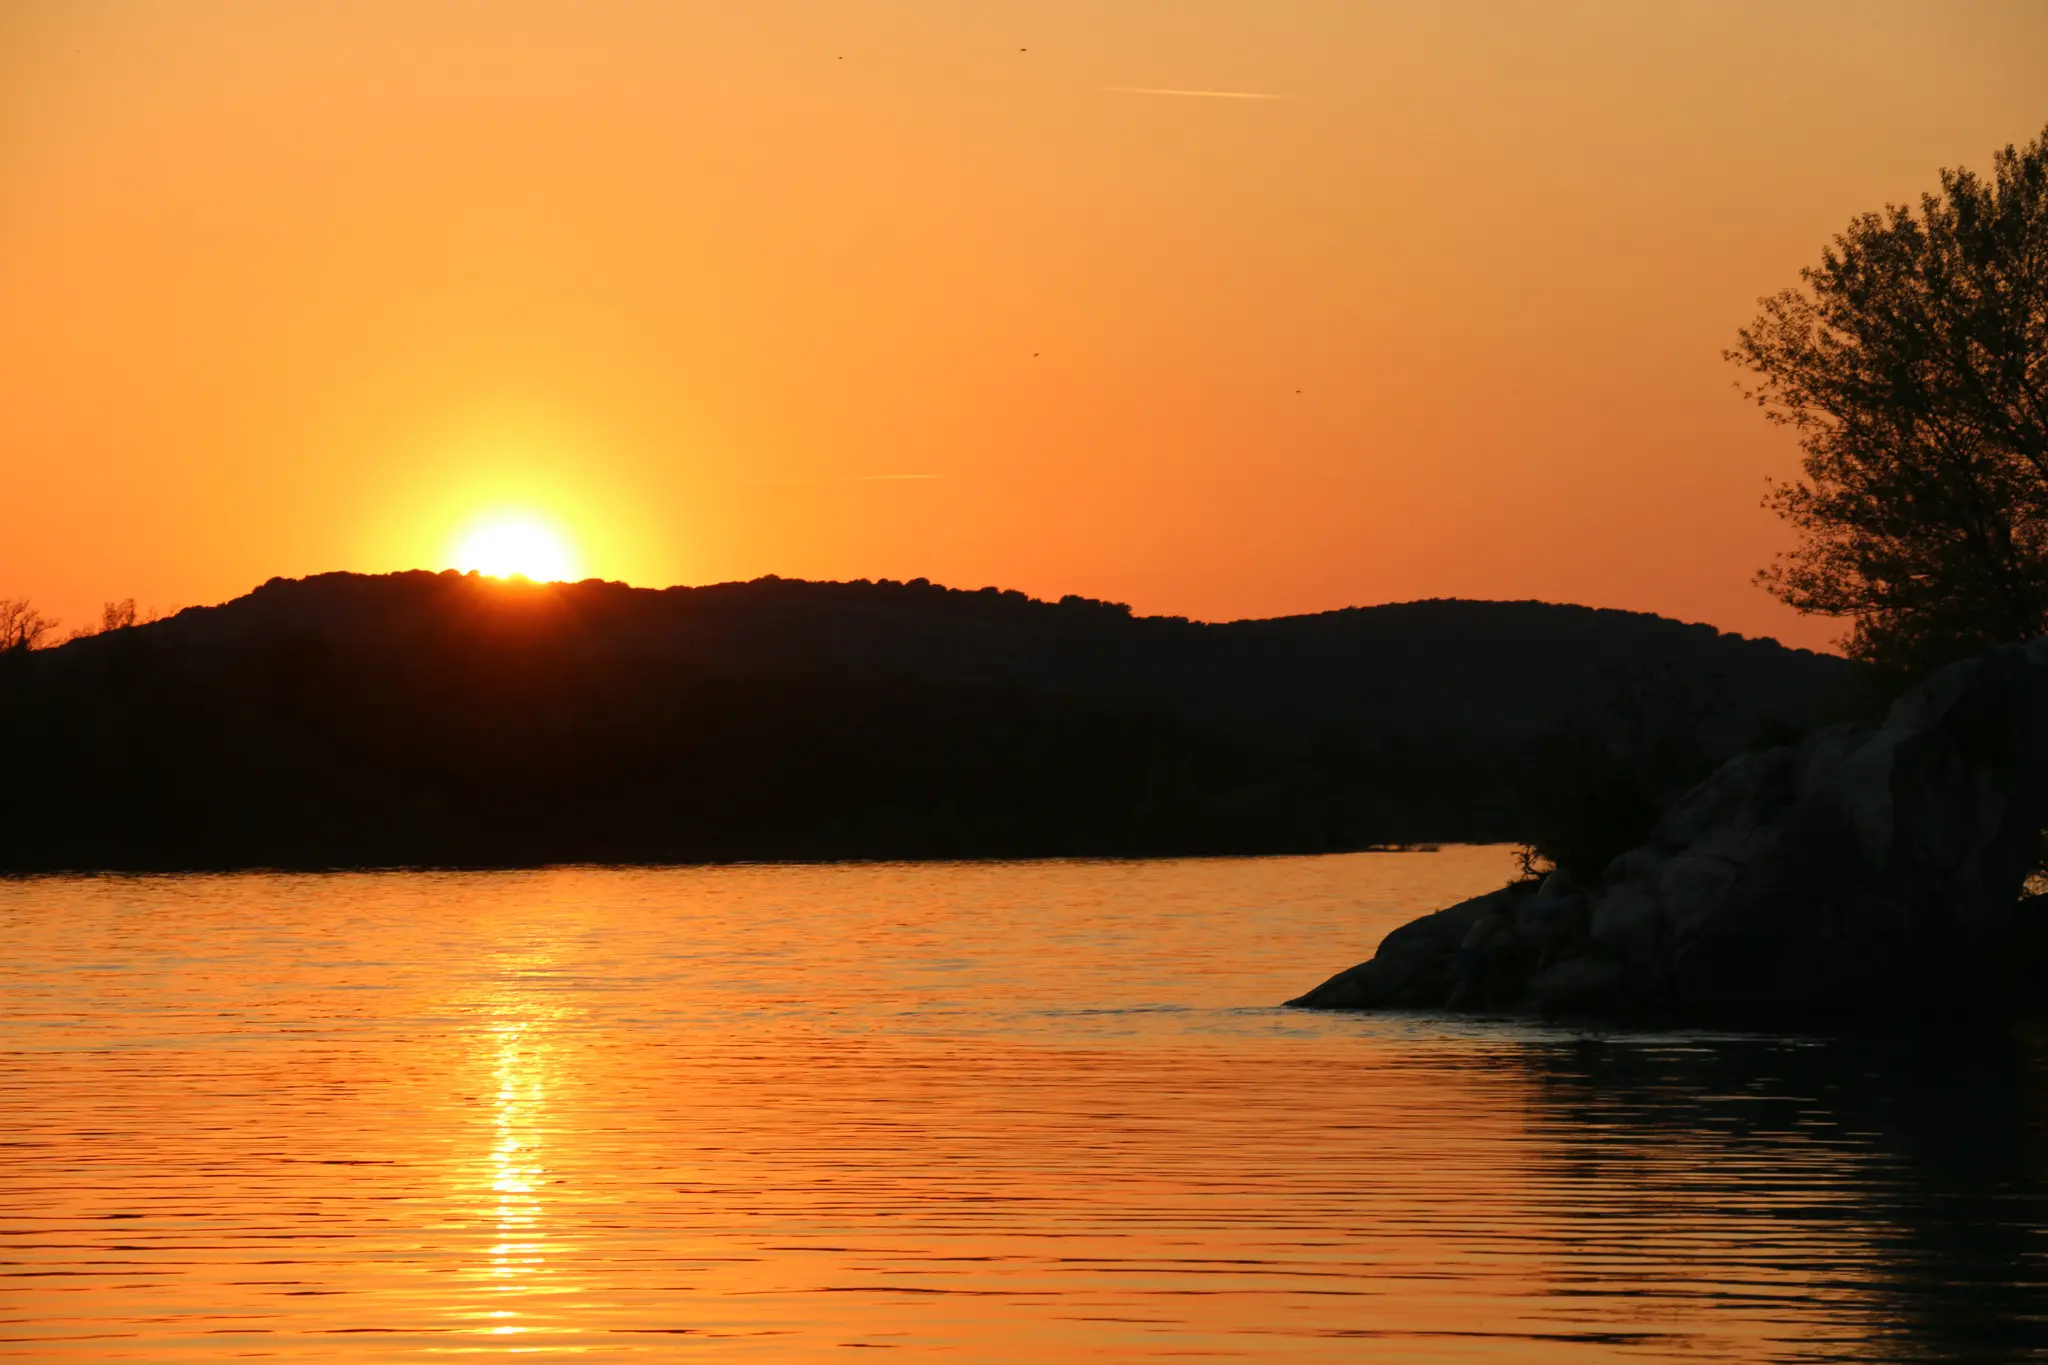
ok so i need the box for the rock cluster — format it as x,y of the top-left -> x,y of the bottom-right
1289,639 -> 2048,1021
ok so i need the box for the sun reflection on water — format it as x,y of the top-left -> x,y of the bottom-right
454,960 -> 574,1343
489,1024 -> 546,1286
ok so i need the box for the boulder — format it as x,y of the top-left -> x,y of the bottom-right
1588,884 -> 1664,965
1288,637 -> 2048,1022
1285,887 -> 1526,1009
1524,953 -> 1628,1013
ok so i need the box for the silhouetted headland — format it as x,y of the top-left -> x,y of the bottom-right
1290,637 -> 2048,1023
0,571 -> 1850,871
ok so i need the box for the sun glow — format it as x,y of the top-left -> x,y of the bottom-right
450,513 -> 580,582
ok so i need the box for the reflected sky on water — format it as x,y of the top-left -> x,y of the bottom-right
2,850 -> 2043,1361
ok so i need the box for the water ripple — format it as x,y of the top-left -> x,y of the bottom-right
2,850 -> 2044,1361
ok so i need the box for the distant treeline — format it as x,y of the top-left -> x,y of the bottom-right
0,572 -> 1855,871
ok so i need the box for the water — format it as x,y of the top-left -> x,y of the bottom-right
3,849 -> 2045,1362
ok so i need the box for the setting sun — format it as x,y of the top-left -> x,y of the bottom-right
450,512 -> 580,582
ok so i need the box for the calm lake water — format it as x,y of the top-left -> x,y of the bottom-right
4,849 -> 2046,1362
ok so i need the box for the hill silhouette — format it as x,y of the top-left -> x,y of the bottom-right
0,571 -> 1853,870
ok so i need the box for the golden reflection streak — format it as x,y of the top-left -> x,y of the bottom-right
457,991 -> 562,1339
491,1023 -> 545,1283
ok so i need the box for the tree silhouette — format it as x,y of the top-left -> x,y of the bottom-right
0,599 -> 55,653
65,599 -> 145,642
1731,124 -> 2048,684
99,598 -> 139,632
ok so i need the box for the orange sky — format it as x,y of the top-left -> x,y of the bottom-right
4,2 -> 2045,649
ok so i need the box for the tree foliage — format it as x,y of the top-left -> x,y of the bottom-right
1731,125 -> 2048,683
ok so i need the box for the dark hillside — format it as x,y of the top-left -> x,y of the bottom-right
0,572 -> 1853,869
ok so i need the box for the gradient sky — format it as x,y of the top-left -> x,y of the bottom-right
4,2 -> 2045,648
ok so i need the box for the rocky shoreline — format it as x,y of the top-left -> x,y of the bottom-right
1289,639 -> 2048,1022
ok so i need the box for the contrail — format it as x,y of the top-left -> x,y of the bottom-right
1106,86 -> 1291,100
743,473 -> 940,487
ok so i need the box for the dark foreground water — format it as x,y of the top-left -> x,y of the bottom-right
3,849 -> 2045,1362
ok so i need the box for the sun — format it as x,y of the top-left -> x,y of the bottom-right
449,511 -> 580,582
